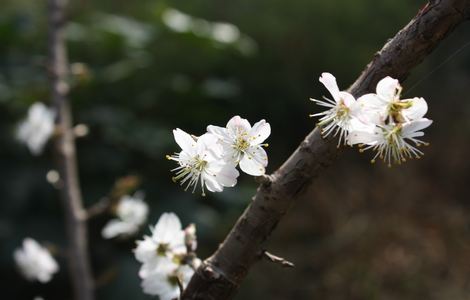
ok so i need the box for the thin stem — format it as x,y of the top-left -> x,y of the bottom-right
47,0 -> 94,299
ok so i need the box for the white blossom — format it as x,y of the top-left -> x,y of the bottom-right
17,103 -> 56,155
310,73 -> 368,146
102,193 -> 149,239
348,118 -> 432,166
134,213 -> 200,298
207,116 -> 270,176
347,76 -> 432,166
13,238 -> 59,283
167,128 -> 239,196
134,212 -> 187,278
355,76 -> 428,125
141,257 -> 194,299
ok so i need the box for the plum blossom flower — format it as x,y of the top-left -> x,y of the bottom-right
167,128 -> 239,195
17,103 -> 56,155
310,73 -> 368,146
13,238 -> 59,283
356,76 -> 428,125
207,116 -> 270,176
134,213 -> 187,278
141,257 -> 194,299
348,118 -> 432,166
102,193 -> 149,239
135,213 -> 200,298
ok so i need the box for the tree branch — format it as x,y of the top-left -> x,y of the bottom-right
48,0 -> 94,299
182,1 -> 470,299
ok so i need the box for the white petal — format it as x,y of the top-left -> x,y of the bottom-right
403,97 -> 428,121
102,219 -> 138,239
207,125 -> 229,139
239,147 -> 267,176
213,164 -> 239,187
204,175 -> 224,192
151,213 -> 186,255
134,236 -> 157,263
319,72 -> 340,102
347,130 -> 381,146
142,273 -> 176,297
401,118 -> 432,137
249,120 -> 271,145
338,91 -> 356,107
153,213 -> 182,238
376,76 -> 400,100
226,116 -> 251,135
173,128 -> 197,155
355,93 -> 387,125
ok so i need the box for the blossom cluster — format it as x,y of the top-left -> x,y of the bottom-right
102,192 -> 149,239
13,238 -> 59,283
310,73 -> 432,166
134,213 -> 200,300
167,115 -> 271,195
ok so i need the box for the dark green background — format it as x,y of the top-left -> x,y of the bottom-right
1,0 -> 470,299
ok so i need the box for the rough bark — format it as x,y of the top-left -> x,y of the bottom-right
182,1 -> 470,299
48,0 -> 94,299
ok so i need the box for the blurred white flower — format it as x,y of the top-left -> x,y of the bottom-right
17,103 -> 56,155
101,193 -> 149,239
13,238 -> 59,283
211,23 -> 240,44
141,257 -> 194,299
310,73 -> 368,146
134,212 -> 187,278
161,8 -> 243,45
207,116 -> 270,176
348,118 -> 432,166
355,76 -> 428,125
167,129 -> 239,195
162,8 -> 192,33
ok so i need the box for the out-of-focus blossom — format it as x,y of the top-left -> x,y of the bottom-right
14,238 -> 59,283
17,103 -> 56,155
102,193 -> 149,239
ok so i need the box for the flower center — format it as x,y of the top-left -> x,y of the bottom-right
335,100 -> 350,120
157,243 -> 169,256
388,100 -> 412,123
234,136 -> 250,152
167,273 -> 180,287
194,156 -> 207,172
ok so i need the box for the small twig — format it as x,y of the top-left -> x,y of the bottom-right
262,250 -> 295,268
85,175 -> 141,220
85,197 -> 111,220
255,174 -> 273,185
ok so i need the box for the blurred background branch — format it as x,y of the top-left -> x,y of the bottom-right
48,0 -> 94,299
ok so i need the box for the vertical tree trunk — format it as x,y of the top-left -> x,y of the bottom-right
47,0 -> 94,299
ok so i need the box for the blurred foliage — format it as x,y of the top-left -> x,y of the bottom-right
1,0 -> 470,299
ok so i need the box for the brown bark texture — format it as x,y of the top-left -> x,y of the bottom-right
48,0 -> 94,299
182,1 -> 470,299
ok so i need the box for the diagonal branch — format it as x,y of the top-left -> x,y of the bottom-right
48,0 -> 94,299
182,1 -> 470,299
